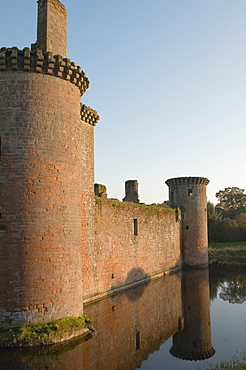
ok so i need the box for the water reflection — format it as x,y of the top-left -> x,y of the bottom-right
0,269 -> 215,369
170,269 -> 215,361
210,267 -> 246,304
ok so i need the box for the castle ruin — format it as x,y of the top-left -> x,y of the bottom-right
0,0 -> 209,327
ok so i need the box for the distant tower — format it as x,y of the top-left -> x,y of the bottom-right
170,269 -> 215,361
123,180 -> 140,204
0,0 -> 99,325
165,177 -> 209,267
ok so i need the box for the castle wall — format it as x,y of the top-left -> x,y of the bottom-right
0,71 -> 85,324
83,195 -> 182,302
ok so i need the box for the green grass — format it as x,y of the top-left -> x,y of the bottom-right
0,315 -> 91,348
209,242 -> 246,266
199,353 -> 246,369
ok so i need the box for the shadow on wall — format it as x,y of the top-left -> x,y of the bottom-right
124,267 -> 151,302
109,267 -> 151,302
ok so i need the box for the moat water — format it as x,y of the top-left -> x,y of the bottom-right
0,267 -> 246,370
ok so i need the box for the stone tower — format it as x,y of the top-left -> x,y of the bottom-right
165,177 -> 209,267
0,0 -> 99,325
123,180 -> 140,203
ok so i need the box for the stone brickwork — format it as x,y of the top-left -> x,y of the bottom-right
166,177 -> 210,267
37,0 -> 67,57
83,187 -> 182,302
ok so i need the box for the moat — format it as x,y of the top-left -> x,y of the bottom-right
0,267 -> 246,369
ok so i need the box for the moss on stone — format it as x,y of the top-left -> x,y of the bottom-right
0,316 -> 91,348
96,196 -> 175,215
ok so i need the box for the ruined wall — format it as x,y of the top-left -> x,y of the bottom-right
83,190 -> 181,302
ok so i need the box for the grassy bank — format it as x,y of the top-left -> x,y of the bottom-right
0,316 -> 91,348
209,241 -> 246,266
203,352 -> 246,369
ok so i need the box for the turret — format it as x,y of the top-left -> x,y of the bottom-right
0,1 -> 99,326
165,177 -> 209,267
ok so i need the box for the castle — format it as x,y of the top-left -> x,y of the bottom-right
0,0 -> 209,327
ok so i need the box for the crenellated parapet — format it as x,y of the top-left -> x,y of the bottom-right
165,177 -> 209,187
0,47 -> 89,96
80,104 -> 100,126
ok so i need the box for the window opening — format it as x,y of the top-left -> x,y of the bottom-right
188,188 -> 193,196
134,219 -> 138,236
136,332 -> 140,350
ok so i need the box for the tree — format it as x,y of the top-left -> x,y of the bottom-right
217,218 -> 242,242
207,201 -> 222,242
215,187 -> 246,219
236,213 -> 246,240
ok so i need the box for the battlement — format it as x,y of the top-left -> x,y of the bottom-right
0,47 -> 89,96
165,177 -> 210,187
80,104 -> 100,126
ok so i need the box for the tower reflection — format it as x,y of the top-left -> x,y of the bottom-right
170,269 -> 215,361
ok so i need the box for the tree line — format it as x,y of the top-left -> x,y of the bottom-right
208,187 -> 246,242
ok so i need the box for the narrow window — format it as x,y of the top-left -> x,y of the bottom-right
186,226 -> 189,230
111,273 -> 115,279
188,188 -> 193,196
112,305 -> 115,312
134,219 -> 138,236
0,226 -> 6,234
136,331 -> 140,350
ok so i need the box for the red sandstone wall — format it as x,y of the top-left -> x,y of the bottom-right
0,72 -> 85,324
83,198 -> 181,301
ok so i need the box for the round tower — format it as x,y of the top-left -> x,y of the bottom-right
165,177 -> 209,267
0,0 -> 99,326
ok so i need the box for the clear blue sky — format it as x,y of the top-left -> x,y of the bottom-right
2,0 -> 246,204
